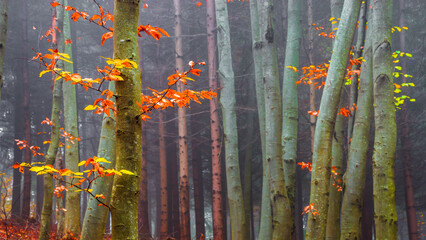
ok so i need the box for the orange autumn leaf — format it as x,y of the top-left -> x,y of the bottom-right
50,1 -> 60,8
101,31 -> 113,45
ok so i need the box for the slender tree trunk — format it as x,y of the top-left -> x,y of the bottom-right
339,4 -> 372,239
110,0 -> 142,239
307,0 -> 316,152
21,0 -> 32,220
172,0 -> 190,239
55,152 -> 65,238
215,0 -> 248,239
192,143 -> 206,240
206,1 -> 225,239
39,8 -> 62,240
281,0 -> 301,238
258,0 -> 292,239
371,0 -> 398,238
0,0 -> 7,100
80,82 -> 116,240
347,1 -> 367,143
61,1 -> 81,235
139,124 -> 151,240
305,1 -> 362,239
398,1 -> 418,239
249,0 -> 271,239
158,108 -> 168,240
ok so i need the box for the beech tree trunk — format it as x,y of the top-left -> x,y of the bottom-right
339,4 -> 372,239
39,9 -> 62,240
307,0 -> 316,152
61,1 -> 81,235
138,124 -> 151,240
371,0 -> 398,238
281,0 -> 301,237
110,0 -> 142,239
257,0 -> 292,239
192,143 -> 206,240
248,1 -> 271,238
305,1 -> 362,239
80,82 -> 116,240
215,0 -> 248,239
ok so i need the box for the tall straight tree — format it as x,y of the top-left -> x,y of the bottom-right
110,0 -> 142,239
257,0 -> 292,238
61,0 -> 80,235
340,10 -> 373,239
248,0 -> 270,239
21,0 -> 32,220
172,0 -> 191,239
281,0 -> 300,237
215,0 -> 248,239
371,0 -> 398,238
39,9 -> 62,240
81,82 -> 116,240
398,1 -> 418,239
307,0 -> 316,151
305,0 -> 362,239
206,0 -> 225,239
0,0 -> 7,100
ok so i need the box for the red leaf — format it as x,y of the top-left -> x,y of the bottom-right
101,31 -> 113,45
50,1 -> 60,8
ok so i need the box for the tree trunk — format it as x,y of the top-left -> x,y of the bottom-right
192,143 -> 206,240
398,1 -> 418,239
61,1 -> 81,235
307,0 -> 316,152
0,0 -> 7,100
172,1 -> 191,239
258,0 -> 292,239
281,0 -> 301,237
80,82 -> 116,240
21,0 -> 32,220
39,8 -> 62,240
158,108 -> 168,240
110,0 -> 142,239
249,1 -> 271,239
139,124 -> 151,240
206,0 -> 225,239
215,0 -> 248,239
371,0 -> 398,238
339,4 -> 372,239
167,112 -> 180,239
305,1 -> 362,239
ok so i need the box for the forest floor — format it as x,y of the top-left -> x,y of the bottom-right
0,219 -> 112,239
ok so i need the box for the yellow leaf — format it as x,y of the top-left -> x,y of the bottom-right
59,57 -> 73,63
120,169 -> 135,175
39,70 -> 52,77
94,157 -> 111,163
406,53 -> 412,57
331,21 -> 338,25
78,160 -> 87,166
402,26 -> 408,30
84,105 -> 98,111
329,17 -> 335,21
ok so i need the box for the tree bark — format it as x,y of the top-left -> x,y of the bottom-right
248,1 -> 271,239
206,1 -> 225,239
305,1 -> 362,239
61,1 -> 81,235
258,0 -> 292,239
80,82 -> 116,240
281,0 -> 301,237
192,143 -> 206,240
39,8 -> 62,240
110,0 -> 142,239
215,0 -> 248,239
307,0 -> 316,152
371,0 -> 398,238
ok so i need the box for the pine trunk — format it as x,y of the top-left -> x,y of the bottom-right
281,0 -> 300,237
215,0 -> 248,239
110,0 -> 142,239
371,0 -> 398,238
305,1 -> 362,239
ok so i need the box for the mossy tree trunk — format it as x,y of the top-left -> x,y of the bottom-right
110,0 -> 142,239
215,0 -> 248,239
339,13 -> 373,238
257,0 -> 292,238
81,82 -> 116,240
281,0 -> 301,237
371,0 -> 398,238
305,1 -> 362,239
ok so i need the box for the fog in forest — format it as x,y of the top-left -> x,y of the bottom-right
0,0 -> 425,239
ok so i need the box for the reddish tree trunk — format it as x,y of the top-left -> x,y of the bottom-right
159,108 -> 168,239
206,0 -> 225,239
192,142 -> 205,239
138,126 -> 151,240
